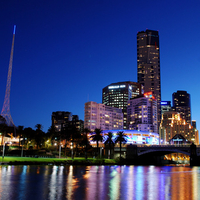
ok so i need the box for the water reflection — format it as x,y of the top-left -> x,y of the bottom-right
0,165 -> 199,199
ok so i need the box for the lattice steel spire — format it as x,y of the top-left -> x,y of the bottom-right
1,25 -> 16,127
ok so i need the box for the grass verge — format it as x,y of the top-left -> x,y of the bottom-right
0,156 -> 118,165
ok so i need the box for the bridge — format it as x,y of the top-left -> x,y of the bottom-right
136,144 -> 200,156
114,144 -> 200,165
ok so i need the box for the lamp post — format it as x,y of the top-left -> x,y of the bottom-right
2,142 -> 5,159
71,142 -> 74,159
59,144 -> 61,159
100,147 -> 103,158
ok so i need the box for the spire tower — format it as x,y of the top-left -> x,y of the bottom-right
1,25 -> 16,126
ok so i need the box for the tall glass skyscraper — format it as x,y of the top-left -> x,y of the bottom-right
172,90 -> 191,124
102,81 -> 143,129
137,29 -> 161,131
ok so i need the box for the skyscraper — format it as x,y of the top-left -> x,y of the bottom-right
137,29 -> 161,131
102,81 -> 143,129
172,90 -> 191,124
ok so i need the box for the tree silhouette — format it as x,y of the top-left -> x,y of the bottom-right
115,131 -> 127,160
35,124 -> 45,149
0,116 -> 8,146
23,127 -> 35,149
104,131 -> 115,159
82,128 -> 91,159
90,128 -> 103,157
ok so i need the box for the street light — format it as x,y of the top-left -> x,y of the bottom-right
100,147 -> 103,158
2,142 -> 5,160
59,144 -> 62,159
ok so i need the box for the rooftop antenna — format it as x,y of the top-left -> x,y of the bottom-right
1,25 -> 16,127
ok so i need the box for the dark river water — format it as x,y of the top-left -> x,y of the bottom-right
0,165 -> 199,200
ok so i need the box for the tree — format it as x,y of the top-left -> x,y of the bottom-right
115,131 -> 127,160
90,128 -> 103,157
104,131 -> 115,159
34,124 -> 45,149
82,128 -> 91,159
16,126 -> 24,147
47,125 -> 58,147
16,126 -> 24,156
62,124 -> 82,159
0,116 -> 8,147
23,127 -> 35,149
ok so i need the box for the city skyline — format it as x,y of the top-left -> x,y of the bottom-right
1,1 -> 200,132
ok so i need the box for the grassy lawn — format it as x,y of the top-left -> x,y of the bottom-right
0,156 -> 117,164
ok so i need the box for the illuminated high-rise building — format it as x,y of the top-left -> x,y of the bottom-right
172,90 -> 191,124
102,81 -> 143,129
160,111 -> 198,144
84,101 -> 123,132
127,92 -> 158,133
137,29 -> 161,130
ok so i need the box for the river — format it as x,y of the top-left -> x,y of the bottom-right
0,165 -> 199,200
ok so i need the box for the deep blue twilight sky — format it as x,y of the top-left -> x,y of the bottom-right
0,0 -> 200,132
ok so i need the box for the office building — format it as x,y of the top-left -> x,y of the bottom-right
65,115 -> 84,133
137,29 -> 161,128
172,90 -> 191,124
52,111 -> 72,132
127,92 -> 158,133
84,101 -> 123,132
161,101 -> 171,115
192,120 -> 197,129
102,81 -> 143,129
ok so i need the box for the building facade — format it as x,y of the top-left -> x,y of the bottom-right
159,111 -> 198,144
64,115 -> 84,133
52,111 -> 72,132
102,81 -> 143,129
127,92 -> 158,133
161,101 -> 171,115
84,101 -> 123,132
137,29 -> 161,128
89,130 -> 159,146
172,90 -> 191,124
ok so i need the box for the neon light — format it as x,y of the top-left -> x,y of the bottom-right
144,92 -> 155,99
108,85 -> 126,89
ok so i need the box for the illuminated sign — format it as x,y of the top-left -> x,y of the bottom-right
161,101 -> 170,105
144,92 -> 155,99
108,85 -> 126,89
173,139 -> 183,142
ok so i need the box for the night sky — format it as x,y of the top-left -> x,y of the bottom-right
0,0 -> 200,132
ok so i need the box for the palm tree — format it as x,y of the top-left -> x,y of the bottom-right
115,131 -> 127,160
90,128 -> 103,157
104,131 -> 115,159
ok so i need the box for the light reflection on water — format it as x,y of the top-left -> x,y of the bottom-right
0,165 -> 199,200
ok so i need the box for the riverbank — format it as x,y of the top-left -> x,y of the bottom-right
0,156 -> 118,165
0,156 -> 193,166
